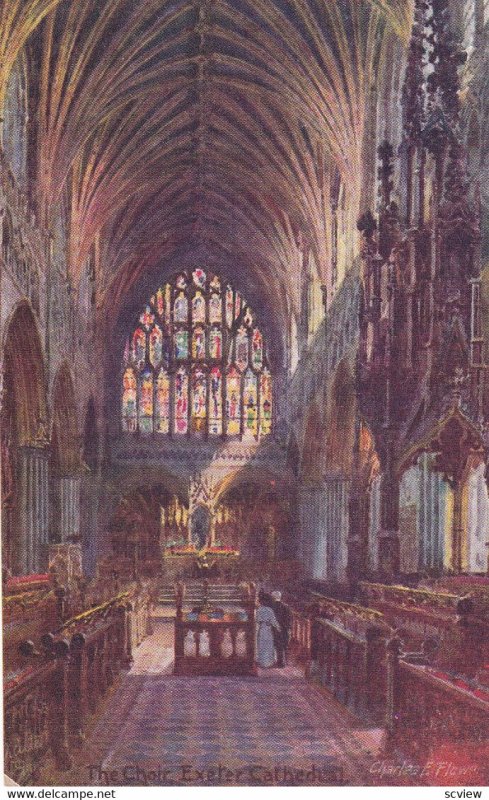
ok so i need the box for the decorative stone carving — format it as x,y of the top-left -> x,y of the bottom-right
356,0 -> 484,577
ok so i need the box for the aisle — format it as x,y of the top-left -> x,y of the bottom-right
42,618 -> 390,786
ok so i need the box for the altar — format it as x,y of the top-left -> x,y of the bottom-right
162,545 -> 240,581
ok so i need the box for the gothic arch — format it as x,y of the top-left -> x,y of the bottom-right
215,466 -> 291,504
301,402 -> 326,482
51,363 -> 80,477
215,473 -> 292,561
325,358 -> 356,474
358,420 -> 381,487
2,301 -> 47,445
1,301 -> 48,574
82,396 -> 99,473
108,483 -> 188,567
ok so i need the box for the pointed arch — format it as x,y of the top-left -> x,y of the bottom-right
51,363 -> 80,476
1,301 -> 48,574
2,301 -> 47,445
325,358 -> 356,474
301,402 -> 326,482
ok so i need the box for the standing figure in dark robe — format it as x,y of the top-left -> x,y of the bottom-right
270,590 -> 292,668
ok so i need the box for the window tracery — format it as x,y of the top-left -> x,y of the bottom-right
121,269 -> 272,438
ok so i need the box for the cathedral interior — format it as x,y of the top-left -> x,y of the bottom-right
2,0 -> 489,788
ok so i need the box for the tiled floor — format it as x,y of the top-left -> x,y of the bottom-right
42,617 -> 393,787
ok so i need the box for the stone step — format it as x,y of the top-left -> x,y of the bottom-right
158,593 -> 243,601
158,583 -> 245,606
159,583 -> 243,595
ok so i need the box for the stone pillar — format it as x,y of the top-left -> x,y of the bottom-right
378,473 -> 400,578
467,463 -> 489,573
347,483 -> 370,585
17,445 -> 49,574
324,477 -> 350,582
80,473 -> 99,576
417,454 -> 447,572
62,476 -> 80,541
451,480 -> 464,574
53,475 -> 81,542
298,481 -> 350,582
298,484 -> 327,579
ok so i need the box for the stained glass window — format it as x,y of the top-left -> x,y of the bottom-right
175,368 -> 189,434
244,369 -> 258,437
252,329 -> 263,369
155,288 -> 165,319
193,268 -> 206,288
192,326 -> 206,360
209,328 -> 222,359
140,305 -> 154,330
122,368 -> 137,432
192,291 -> 206,323
209,367 -> 223,435
175,330 -> 188,360
225,287 -> 234,328
149,325 -> 163,367
209,293 -> 221,323
165,284 -> 171,320
174,291 -> 188,322
138,370 -> 153,433
132,327 -> 146,367
192,367 -> 207,433
156,369 -> 170,433
226,367 -> 241,435
235,327 -> 248,372
121,269 -> 272,438
235,292 -> 242,320
260,369 -> 273,436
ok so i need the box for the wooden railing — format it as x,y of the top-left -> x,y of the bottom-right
4,656 -> 71,785
309,591 -> 386,636
3,581 -> 59,674
4,584 -> 154,785
62,601 -> 128,746
289,588 -> 488,775
288,596 -> 390,720
359,582 -> 461,614
358,580 -> 489,677
290,610 -> 312,673
174,582 -> 256,675
313,617 -> 389,721
385,638 -> 489,780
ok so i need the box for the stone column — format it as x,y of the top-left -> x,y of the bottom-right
80,473 -> 99,576
451,480 -> 464,574
324,477 -> 350,582
298,483 -> 328,580
62,476 -> 80,541
347,483 -> 370,585
417,454 -> 447,572
17,444 -> 50,574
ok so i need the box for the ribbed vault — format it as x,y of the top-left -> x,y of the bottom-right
1,0 -> 414,324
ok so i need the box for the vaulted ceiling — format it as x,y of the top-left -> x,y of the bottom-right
1,0 -> 413,329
